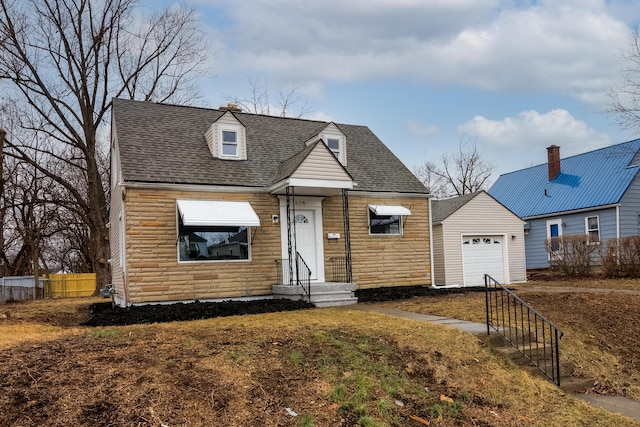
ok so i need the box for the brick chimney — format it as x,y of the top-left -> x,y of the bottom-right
220,103 -> 242,113
547,145 -> 560,181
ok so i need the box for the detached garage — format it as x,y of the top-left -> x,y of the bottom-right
431,191 -> 526,287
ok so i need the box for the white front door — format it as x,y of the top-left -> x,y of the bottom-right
278,196 -> 326,282
295,210 -> 317,280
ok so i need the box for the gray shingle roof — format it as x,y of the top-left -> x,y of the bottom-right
112,98 -> 428,194
271,140 -> 320,184
431,192 -> 481,224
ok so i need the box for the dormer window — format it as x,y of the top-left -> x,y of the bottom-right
222,129 -> 238,156
326,137 -> 341,159
204,111 -> 247,160
321,133 -> 346,165
304,123 -> 347,165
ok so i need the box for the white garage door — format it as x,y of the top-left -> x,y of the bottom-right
462,236 -> 504,286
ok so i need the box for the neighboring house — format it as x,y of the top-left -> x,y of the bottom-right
431,191 -> 526,286
489,140 -> 640,269
109,99 -> 432,307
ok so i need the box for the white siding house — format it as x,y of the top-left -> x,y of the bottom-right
432,191 -> 526,287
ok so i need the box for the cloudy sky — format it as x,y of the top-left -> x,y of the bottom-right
152,0 -> 640,181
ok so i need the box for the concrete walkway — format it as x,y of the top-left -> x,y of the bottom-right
339,303 -> 640,422
341,304 -> 489,334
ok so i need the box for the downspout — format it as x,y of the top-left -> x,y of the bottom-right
616,205 -> 620,239
428,197 -> 435,287
121,187 -> 129,307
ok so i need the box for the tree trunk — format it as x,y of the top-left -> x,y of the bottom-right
0,129 -> 5,278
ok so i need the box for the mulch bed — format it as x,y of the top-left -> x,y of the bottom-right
84,285 -> 487,327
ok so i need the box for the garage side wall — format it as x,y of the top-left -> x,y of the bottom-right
442,193 -> 526,285
432,224 -> 446,285
121,188 -> 281,305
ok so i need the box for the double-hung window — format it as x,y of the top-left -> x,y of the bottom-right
326,137 -> 341,159
585,216 -> 600,243
321,133 -> 345,164
221,129 -> 238,157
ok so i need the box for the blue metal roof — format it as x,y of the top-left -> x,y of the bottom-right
489,139 -> 640,218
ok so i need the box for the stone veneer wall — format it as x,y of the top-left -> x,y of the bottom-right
322,194 -> 431,288
122,188 -> 431,304
123,188 -> 281,304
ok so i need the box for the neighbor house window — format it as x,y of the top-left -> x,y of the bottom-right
221,129 -> 238,157
178,223 -> 250,262
369,209 -> 401,235
585,216 -> 600,243
546,218 -> 563,255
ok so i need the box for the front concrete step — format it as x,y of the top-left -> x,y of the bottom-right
272,282 -> 358,307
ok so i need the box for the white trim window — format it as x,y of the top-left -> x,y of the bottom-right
546,218 -> 563,256
178,225 -> 250,262
220,126 -> 239,158
585,215 -> 600,243
176,200 -> 260,263
326,137 -> 341,158
321,134 -> 346,165
369,208 -> 402,235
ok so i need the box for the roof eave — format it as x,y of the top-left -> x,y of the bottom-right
522,203 -> 622,220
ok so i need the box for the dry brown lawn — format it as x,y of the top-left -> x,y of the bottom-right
0,281 -> 638,426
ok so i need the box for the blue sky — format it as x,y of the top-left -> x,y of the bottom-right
149,0 -> 640,182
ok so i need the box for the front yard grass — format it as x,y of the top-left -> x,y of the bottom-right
0,292 -> 638,426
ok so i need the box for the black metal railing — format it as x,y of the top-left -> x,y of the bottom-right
274,252 -> 312,301
295,252 -> 311,300
485,274 -> 564,386
329,257 -> 348,282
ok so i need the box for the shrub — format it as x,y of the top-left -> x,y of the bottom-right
545,234 -> 599,277
601,236 -> 640,278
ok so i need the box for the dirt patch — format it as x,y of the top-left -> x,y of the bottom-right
516,290 -> 640,397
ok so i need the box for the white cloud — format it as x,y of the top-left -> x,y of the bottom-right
459,109 -> 614,173
199,0 -> 631,106
406,120 -> 439,137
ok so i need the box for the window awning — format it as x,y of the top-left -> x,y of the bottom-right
368,205 -> 412,216
177,200 -> 260,227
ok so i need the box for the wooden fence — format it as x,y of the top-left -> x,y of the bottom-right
46,273 -> 96,298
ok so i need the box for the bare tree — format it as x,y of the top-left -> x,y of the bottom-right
414,138 -> 494,199
412,159 -> 449,199
0,0 -> 209,290
225,76 -> 314,118
609,30 -> 640,132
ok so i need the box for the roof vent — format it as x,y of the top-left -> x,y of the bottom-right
547,145 -> 560,181
220,103 -> 242,113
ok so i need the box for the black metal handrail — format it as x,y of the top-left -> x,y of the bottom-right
485,274 -> 564,386
295,252 -> 311,301
274,252 -> 312,301
329,257 -> 348,282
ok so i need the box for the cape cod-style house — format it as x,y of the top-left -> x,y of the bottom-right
109,99 -> 432,307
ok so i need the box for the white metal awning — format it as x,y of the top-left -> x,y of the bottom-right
368,205 -> 412,216
177,200 -> 260,227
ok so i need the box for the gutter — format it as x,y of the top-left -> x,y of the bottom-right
522,203 -> 621,221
